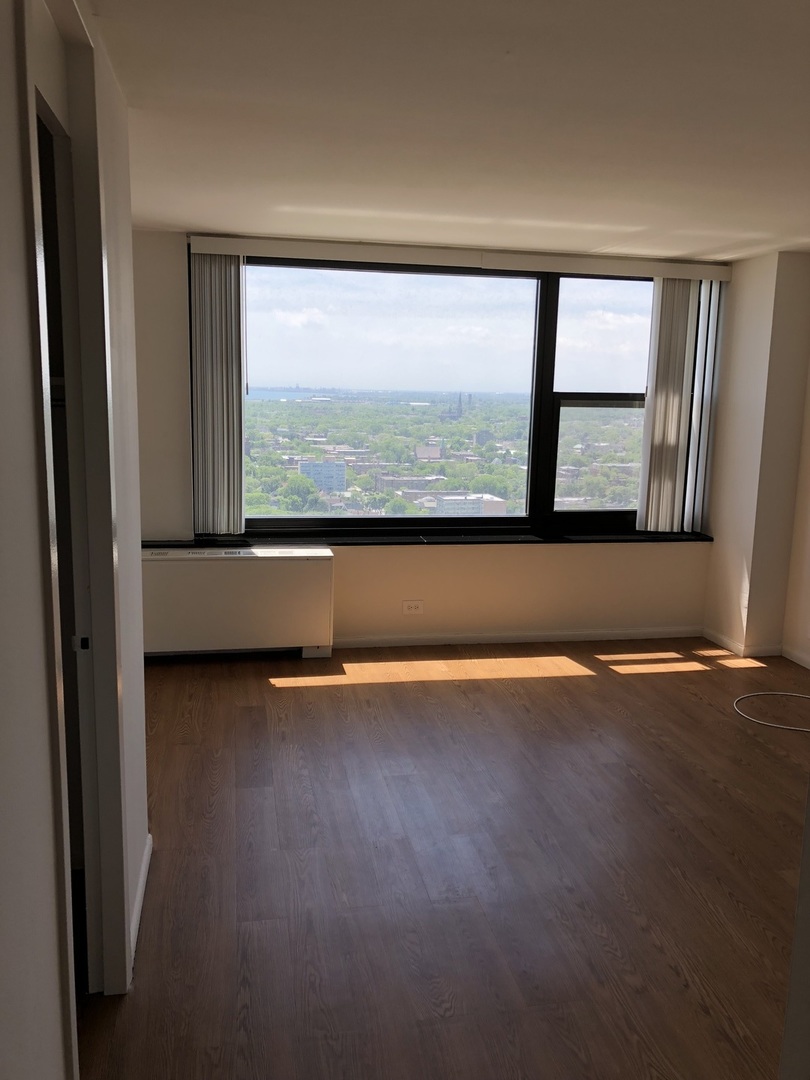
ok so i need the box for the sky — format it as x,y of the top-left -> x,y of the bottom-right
245,265 -> 654,394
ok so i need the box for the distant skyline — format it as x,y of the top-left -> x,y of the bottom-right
245,265 -> 653,395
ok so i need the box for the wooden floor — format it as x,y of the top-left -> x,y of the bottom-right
79,640 -> 810,1079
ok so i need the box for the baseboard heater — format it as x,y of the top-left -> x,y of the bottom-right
141,547 -> 334,657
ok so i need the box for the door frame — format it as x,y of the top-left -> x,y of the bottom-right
20,0 -> 137,1033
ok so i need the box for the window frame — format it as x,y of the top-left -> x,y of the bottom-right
237,255 -> 689,543
547,392 -> 647,534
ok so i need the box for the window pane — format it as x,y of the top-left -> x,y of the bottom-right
244,265 -> 537,519
554,278 -> 654,392
555,403 -> 645,510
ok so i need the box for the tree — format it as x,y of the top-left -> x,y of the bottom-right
384,496 -> 410,516
474,473 -> 509,499
279,474 -> 321,513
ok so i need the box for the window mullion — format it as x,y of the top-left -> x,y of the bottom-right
527,273 -> 558,530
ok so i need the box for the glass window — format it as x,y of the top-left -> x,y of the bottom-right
554,400 -> 646,510
554,278 -> 654,393
244,265 -> 538,520
550,277 -> 654,518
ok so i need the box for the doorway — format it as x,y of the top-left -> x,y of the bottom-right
35,103 -> 100,1000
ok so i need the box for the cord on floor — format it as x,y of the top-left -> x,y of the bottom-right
733,692 -> 810,734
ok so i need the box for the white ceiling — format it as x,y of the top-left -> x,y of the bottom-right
91,0 -> 810,261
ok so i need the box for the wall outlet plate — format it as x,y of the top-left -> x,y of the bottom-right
402,600 -> 424,615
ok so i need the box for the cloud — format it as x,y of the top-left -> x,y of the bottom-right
244,265 -> 655,393
272,307 -> 327,328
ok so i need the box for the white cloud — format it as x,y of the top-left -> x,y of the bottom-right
244,265 -> 655,393
272,307 -> 327,328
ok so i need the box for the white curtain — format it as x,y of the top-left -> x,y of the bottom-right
682,279 -> 722,532
190,253 -> 244,534
637,278 -> 700,532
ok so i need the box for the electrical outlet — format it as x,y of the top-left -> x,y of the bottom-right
402,600 -> 424,615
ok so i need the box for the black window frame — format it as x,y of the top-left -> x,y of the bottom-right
548,392 -> 647,536
241,256 -> 658,544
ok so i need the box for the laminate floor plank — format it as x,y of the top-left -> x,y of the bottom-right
235,919 -> 296,1080
79,641 -> 810,1080
385,772 -> 478,904
337,685 -> 408,843
271,724 -> 322,850
235,786 -> 280,922
93,849 -> 238,1079
234,705 -> 272,789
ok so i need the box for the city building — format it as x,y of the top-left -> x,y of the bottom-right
435,493 -> 509,516
298,460 -> 347,492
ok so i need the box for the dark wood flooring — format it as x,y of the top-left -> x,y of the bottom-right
78,640 -> 810,1079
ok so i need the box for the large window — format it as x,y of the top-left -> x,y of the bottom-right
189,243 -> 722,541
244,265 -> 537,522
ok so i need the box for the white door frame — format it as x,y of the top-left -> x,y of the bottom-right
21,0 -> 136,1018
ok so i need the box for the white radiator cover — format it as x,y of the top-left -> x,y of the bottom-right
141,547 -> 333,655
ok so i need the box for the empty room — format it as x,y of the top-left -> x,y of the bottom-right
5,1 -> 810,1079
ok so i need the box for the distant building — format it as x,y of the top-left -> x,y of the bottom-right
377,474 -> 447,492
398,488 -> 447,504
321,445 -> 371,458
588,462 -> 640,473
435,493 -> 508,517
298,460 -> 346,492
416,445 -> 442,461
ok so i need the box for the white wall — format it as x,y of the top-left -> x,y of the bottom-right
133,229 -> 193,540
0,0 -> 73,1074
785,378 -> 810,667
93,39 -> 151,961
703,255 -> 776,651
782,257 -> 810,669
133,228 -> 712,646
749,254 -> 810,647
333,542 -> 709,646
704,253 -> 810,655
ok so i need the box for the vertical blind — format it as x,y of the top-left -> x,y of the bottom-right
637,278 -> 702,532
190,253 -> 244,535
682,279 -> 722,533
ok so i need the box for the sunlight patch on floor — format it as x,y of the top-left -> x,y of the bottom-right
595,651 -> 683,662
608,660 -> 710,675
268,654 -> 596,687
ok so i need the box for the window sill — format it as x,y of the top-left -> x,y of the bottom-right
143,530 -> 712,550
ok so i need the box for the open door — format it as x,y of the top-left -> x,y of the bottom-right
35,101 -> 104,998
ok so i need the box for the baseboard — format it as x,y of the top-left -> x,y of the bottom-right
335,626 -> 705,649
702,629 -> 744,655
703,629 -> 783,658
742,644 -> 784,658
782,646 -> 810,671
130,833 -> 153,957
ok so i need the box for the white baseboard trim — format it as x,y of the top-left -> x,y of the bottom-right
742,644 -> 784,658
703,629 -> 783,658
130,833 -> 153,957
782,646 -> 810,671
702,629 -> 745,655
335,626 -> 705,649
